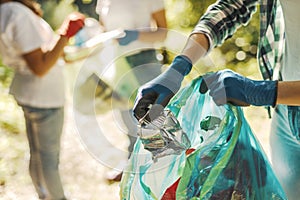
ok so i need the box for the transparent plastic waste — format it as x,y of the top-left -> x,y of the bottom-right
138,110 -> 191,162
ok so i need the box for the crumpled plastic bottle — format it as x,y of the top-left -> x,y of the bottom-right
138,110 -> 191,162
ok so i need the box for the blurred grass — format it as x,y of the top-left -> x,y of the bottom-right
0,78 -> 27,192
0,82 -> 24,135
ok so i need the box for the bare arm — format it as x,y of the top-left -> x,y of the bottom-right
23,36 -> 69,77
23,12 -> 85,76
181,33 -> 210,64
277,81 -> 300,106
138,9 -> 168,42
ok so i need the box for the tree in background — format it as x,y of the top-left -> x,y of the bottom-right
166,0 -> 260,77
73,0 -> 98,19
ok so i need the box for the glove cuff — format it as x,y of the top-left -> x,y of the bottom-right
130,30 -> 139,41
151,55 -> 191,95
273,80 -> 279,107
247,80 -> 278,107
118,30 -> 139,46
171,55 -> 193,76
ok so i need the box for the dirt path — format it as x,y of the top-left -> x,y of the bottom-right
0,102 -> 122,200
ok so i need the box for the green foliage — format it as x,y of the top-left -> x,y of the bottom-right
166,0 -> 214,30
38,0 -> 98,29
165,0 -> 261,78
0,84 -> 25,134
0,58 -> 24,134
0,59 -> 13,87
40,0 -> 78,30
73,0 -> 98,19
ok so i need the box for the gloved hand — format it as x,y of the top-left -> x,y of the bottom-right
202,69 -> 278,106
118,30 -> 139,46
58,12 -> 85,38
133,55 -> 192,122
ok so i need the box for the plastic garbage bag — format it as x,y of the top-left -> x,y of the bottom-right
120,76 -> 287,200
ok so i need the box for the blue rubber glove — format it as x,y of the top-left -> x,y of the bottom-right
202,69 -> 278,106
133,55 -> 192,121
118,30 -> 139,46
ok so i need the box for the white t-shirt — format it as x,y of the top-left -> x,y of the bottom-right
0,2 -> 65,108
96,0 -> 165,55
279,0 -> 300,81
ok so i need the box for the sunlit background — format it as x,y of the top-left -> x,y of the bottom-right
0,0 -> 271,199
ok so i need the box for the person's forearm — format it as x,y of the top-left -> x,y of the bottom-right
42,36 -> 69,70
180,33 -> 209,64
137,28 -> 168,43
24,36 -> 69,77
138,8 -> 167,43
276,81 -> 300,105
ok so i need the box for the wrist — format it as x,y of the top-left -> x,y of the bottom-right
157,55 -> 192,93
132,30 -> 139,40
60,35 -> 69,41
248,80 -> 278,106
264,80 -> 278,107
118,30 -> 139,46
276,81 -> 300,105
170,55 -> 193,76
273,80 -> 278,107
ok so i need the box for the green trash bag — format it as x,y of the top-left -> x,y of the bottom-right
120,76 -> 287,200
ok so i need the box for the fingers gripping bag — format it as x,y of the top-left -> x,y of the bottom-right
120,77 -> 287,200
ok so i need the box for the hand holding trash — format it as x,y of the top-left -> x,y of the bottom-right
202,69 -> 278,106
58,12 -> 85,38
122,77 -> 287,200
118,30 -> 139,45
133,55 -> 192,121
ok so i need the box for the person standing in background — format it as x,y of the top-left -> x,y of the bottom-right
0,0 -> 85,199
95,0 -> 168,182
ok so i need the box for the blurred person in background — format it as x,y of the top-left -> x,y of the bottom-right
133,0 -> 300,199
0,0 -> 85,199
95,0 -> 168,182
